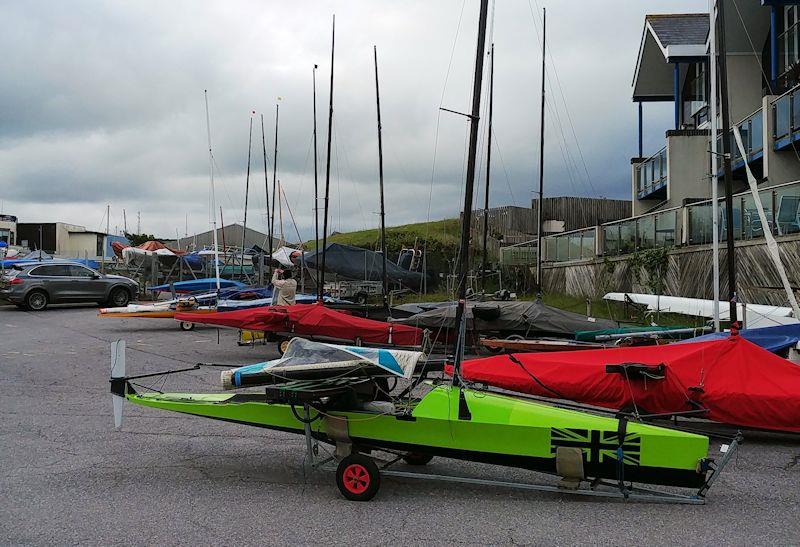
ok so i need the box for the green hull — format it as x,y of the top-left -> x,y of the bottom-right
126,385 -> 709,488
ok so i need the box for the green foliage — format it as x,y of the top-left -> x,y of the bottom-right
306,219 -> 462,256
627,247 -> 671,294
124,232 -> 160,246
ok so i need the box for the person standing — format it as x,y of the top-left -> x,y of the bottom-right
271,268 -> 297,306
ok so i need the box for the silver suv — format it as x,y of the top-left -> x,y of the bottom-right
0,262 -> 139,310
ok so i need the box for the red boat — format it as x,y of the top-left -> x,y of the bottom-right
175,303 -> 426,348
450,334 -> 800,433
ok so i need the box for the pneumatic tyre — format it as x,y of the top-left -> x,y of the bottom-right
336,454 -> 381,501
26,290 -> 48,311
108,287 -> 130,308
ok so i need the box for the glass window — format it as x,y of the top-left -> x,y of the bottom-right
568,234 -> 582,260
637,215 -> 655,250
775,185 -> 800,235
581,230 -> 595,259
655,210 -> 676,247
544,238 -> 557,262
619,221 -> 636,254
556,235 -> 569,261
775,95 -> 791,139
604,225 -> 619,255
688,202 -> 713,245
68,265 -> 95,277
30,265 -> 70,276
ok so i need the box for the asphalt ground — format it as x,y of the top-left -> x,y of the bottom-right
1,304 -> 799,546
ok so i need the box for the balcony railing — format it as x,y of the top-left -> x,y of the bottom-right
687,180 -> 800,244
542,180 -> 800,264
715,108 -> 764,174
773,84 -> 800,150
636,146 -> 667,200
778,22 -> 799,80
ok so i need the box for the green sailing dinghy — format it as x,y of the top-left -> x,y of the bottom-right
110,339 -> 738,503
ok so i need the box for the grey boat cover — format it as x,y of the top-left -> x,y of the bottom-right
300,243 -> 424,288
391,299 -> 617,337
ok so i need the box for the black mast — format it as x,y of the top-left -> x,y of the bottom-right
313,64 -> 321,301
320,15 -> 335,297
716,0 -> 737,324
241,114 -> 253,255
452,0 -> 490,385
260,113 -> 270,282
481,43 -> 494,295
269,103 -> 279,276
536,7 -> 546,296
374,45 -> 388,309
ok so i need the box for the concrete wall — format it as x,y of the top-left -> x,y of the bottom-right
665,130 -> 712,205
726,54 -> 767,124
62,232 -> 101,258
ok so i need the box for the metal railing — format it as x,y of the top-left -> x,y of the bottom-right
543,227 -> 595,263
601,207 -> 679,256
772,84 -> 800,148
636,146 -> 667,199
687,179 -> 800,244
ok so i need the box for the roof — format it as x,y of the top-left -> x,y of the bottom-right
647,14 -> 708,49
632,13 -> 709,102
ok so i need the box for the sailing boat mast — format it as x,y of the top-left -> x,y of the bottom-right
536,8 -> 546,296
716,0 -> 738,324
260,113 -> 270,282
313,64 -> 321,301
241,113 -> 254,256
709,0 -> 720,331
269,103 -> 280,275
320,15 -> 335,301
373,45 -> 388,309
204,90 -> 221,291
481,43 -> 495,295
452,0 -> 490,384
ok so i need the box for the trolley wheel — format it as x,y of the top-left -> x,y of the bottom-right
179,321 -> 195,331
277,338 -> 291,355
402,452 -> 434,466
336,454 -> 381,502
505,334 -> 524,341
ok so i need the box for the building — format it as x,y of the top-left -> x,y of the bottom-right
632,3 -> 800,216
0,214 -> 17,245
15,222 -> 124,259
167,223 -> 291,251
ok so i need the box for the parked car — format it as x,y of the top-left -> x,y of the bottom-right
0,262 -> 139,311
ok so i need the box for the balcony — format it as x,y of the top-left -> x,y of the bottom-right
772,85 -> 800,151
715,108 -> 764,175
778,22 -> 799,83
635,147 -> 667,200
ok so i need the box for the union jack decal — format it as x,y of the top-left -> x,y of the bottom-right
550,428 -> 641,465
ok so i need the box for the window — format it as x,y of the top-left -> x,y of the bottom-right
780,6 -> 799,77
68,265 -> 96,277
682,62 -> 707,127
29,265 -> 70,276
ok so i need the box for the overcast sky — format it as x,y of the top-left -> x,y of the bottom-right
1,0 -> 706,241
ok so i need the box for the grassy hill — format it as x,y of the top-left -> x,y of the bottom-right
306,219 -> 461,256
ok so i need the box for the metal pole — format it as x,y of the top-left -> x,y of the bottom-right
452,0 -> 490,384
716,0 -> 738,325
536,8 -> 546,297
103,204 -> 109,273
260,113 -> 270,286
709,0 -> 721,332
482,43 -> 494,295
374,45 -> 388,309
313,64 -> 321,302
241,113 -> 254,256
269,103 -> 279,277
204,90 -> 221,291
321,15 -> 336,300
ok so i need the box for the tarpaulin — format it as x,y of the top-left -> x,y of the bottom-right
393,299 -> 616,337
450,336 -> 800,432
176,303 -> 425,347
300,243 -> 425,288
680,323 -> 800,354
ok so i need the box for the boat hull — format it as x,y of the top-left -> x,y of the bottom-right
125,385 -> 709,488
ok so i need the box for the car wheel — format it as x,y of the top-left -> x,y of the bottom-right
26,290 -> 48,311
108,287 -> 130,308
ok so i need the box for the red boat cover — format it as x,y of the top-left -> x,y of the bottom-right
449,336 -> 800,432
175,303 -> 424,346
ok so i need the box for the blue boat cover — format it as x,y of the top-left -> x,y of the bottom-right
681,323 -> 800,354
150,278 -> 247,293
